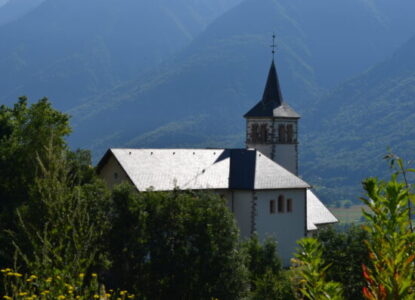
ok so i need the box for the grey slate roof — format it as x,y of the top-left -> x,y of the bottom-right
244,60 -> 300,119
101,148 -> 310,191
307,189 -> 338,230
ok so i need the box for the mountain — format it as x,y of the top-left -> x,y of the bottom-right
302,34 -> 415,204
68,0 -> 415,158
284,0 -> 415,87
2,0 -> 415,205
0,0 -> 45,26
67,0 -> 321,153
0,0 -> 241,110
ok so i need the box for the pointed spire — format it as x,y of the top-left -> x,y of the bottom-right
244,35 -> 300,119
261,60 -> 283,105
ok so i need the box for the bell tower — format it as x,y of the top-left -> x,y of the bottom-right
244,37 -> 300,175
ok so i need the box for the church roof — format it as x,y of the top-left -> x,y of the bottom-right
307,189 -> 338,230
244,60 -> 300,119
98,148 -> 310,191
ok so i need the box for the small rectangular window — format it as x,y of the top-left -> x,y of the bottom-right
287,124 -> 293,143
278,125 -> 286,143
270,200 -> 276,214
114,172 -> 118,179
250,123 -> 258,143
278,195 -> 285,213
287,198 -> 293,212
260,124 -> 268,142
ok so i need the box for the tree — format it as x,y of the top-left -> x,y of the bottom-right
0,97 -> 70,208
242,234 -> 294,300
0,97 -> 71,268
361,176 -> 415,299
316,225 -> 369,300
8,143 -> 113,281
109,184 -> 248,300
292,238 -> 344,300
293,157 -> 415,300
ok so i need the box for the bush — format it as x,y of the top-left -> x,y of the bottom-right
1,268 -> 133,299
316,225 -> 369,300
108,184 -> 248,299
242,234 -> 295,299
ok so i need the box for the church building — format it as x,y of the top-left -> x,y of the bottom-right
97,53 -> 337,265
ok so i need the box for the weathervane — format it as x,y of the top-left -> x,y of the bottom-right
271,33 -> 276,59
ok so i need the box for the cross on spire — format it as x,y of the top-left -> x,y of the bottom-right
271,33 -> 276,59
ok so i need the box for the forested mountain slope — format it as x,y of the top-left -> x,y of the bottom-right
68,0 -> 415,162
302,35 -> 415,203
2,0 -> 415,204
0,0 -> 241,109
67,0 -> 320,152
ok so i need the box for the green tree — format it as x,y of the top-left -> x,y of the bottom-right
316,225 -> 369,300
361,176 -> 415,299
242,234 -> 294,300
0,97 -> 71,268
292,238 -> 344,300
109,184 -> 248,300
0,97 -> 70,209
8,143 -> 112,281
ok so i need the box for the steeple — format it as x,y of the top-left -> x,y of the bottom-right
244,59 -> 299,118
244,35 -> 300,175
261,60 -> 283,105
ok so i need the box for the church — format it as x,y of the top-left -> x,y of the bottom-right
97,53 -> 338,265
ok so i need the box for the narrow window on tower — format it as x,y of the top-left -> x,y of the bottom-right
270,200 -> 276,214
287,124 -> 293,143
260,124 -> 268,142
278,195 -> 285,213
251,123 -> 259,142
278,124 -> 286,143
287,198 -> 293,212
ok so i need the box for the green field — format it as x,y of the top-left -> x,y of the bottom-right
330,205 -> 366,224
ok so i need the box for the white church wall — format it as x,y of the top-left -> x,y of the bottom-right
231,190 -> 254,239
255,189 -> 306,266
274,144 -> 297,175
99,155 -> 130,189
248,144 -> 272,158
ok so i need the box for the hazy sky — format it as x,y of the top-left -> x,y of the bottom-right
0,0 -> 8,8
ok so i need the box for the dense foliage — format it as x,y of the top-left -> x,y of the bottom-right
4,97 -> 415,300
109,184 -> 248,300
295,161 -> 415,300
316,225 -> 369,300
1,97 -> 290,299
292,238 -> 344,300
0,97 -> 71,266
242,234 -> 294,300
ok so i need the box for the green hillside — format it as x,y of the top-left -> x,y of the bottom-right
302,35 -> 415,204
0,0 -> 241,110
2,0 -> 415,205
67,0 -> 415,196
67,0 -> 321,154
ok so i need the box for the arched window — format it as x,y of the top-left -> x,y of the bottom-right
278,124 -> 286,143
278,195 -> 285,213
287,124 -> 293,143
287,198 -> 293,212
251,123 -> 259,142
270,200 -> 276,214
260,124 -> 268,142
